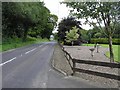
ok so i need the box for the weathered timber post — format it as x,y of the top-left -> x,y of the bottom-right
96,43 -> 100,53
71,60 -> 76,76
89,48 -> 95,57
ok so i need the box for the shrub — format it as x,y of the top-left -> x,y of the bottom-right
90,38 -> 120,45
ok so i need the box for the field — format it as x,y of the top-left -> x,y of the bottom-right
83,44 -> 119,63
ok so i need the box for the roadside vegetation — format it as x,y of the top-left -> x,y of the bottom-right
57,2 -> 120,63
65,26 -> 80,46
57,17 -> 82,45
2,2 -> 58,52
0,37 -> 49,52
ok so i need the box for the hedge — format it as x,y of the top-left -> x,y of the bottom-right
90,38 -> 120,45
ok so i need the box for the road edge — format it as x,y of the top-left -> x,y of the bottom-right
50,44 -> 68,76
51,58 -> 67,76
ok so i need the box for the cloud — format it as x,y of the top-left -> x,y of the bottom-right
43,0 -> 69,22
43,0 -> 93,30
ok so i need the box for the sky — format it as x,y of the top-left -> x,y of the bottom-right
43,0 -> 69,22
43,0 -> 93,32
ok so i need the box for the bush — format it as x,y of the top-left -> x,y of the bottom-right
2,36 -> 49,51
90,38 -> 120,45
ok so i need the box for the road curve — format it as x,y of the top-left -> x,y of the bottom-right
1,42 -> 103,88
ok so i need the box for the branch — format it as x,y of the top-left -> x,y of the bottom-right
111,15 -> 117,36
95,15 -> 108,37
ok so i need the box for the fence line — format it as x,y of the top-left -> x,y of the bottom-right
59,43 -> 120,81
73,68 -> 120,81
73,58 -> 120,68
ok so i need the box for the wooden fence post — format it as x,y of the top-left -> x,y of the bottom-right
71,60 -> 76,76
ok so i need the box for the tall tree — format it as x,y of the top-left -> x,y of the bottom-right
57,17 -> 81,43
63,2 -> 120,62
65,26 -> 79,46
49,14 -> 58,28
2,2 -> 58,41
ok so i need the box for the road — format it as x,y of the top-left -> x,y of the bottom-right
1,42 -> 104,88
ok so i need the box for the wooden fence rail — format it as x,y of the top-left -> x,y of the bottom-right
59,43 -> 120,81
73,58 -> 120,68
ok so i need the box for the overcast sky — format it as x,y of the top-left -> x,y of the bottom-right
43,0 -> 69,22
43,0 -> 93,32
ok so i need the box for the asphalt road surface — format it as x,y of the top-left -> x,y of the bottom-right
1,42 -> 104,88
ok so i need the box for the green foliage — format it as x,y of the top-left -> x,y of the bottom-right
113,23 -> 120,38
2,2 -> 58,41
100,44 -> 119,63
83,44 -> 120,63
1,37 -> 49,52
88,27 -> 106,38
49,14 -> 58,28
53,32 -> 59,40
64,2 -> 120,61
64,2 -> 120,26
65,26 -> 79,43
80,29 -> 89,41
57,17 -> 81,42
91,38 -> 120,45
88,24 -> 120,39
94,32 -> 102,38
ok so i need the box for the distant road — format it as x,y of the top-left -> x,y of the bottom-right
1,42 -> 102,88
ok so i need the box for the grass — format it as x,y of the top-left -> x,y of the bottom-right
0,37 -> 49,52
83,44 -> 120,63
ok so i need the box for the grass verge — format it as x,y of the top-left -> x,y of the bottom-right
0,37 -> 49,52
82,44 -> 120,63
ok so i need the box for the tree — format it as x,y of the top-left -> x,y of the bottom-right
65,26 -> 79,46
87,26 -> 106,40
53,32 -> 59,40
113,23 -> 120,38
49,14 -> 58,28
94,32 -> 102,38
80,29 -> 89,41
2,2 -> 58,41
57,17 -> 82,44
64,2 -> 120,62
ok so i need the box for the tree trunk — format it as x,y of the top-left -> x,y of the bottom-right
102,13 -> 114,63
108,35 -> 114,62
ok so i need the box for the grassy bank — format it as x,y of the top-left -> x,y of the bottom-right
83,44 -> 119,63
0,37 -> 49,52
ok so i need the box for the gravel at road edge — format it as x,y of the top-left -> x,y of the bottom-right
52,44 -> 120,89
51,44 -> 73,76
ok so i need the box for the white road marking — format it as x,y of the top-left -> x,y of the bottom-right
49,69 -> 52,71
0,57 -> 16,66
21,54 -> 23,56
0,44 -> 46,67
25,48 -> 36,54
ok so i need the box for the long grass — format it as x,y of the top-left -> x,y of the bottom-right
83,44 -> 119,63
0,37 -> 49,52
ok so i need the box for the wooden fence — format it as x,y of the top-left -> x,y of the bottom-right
59,44 -> 120,81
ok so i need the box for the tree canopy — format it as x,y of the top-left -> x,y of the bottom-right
65,26 -> 79,46
2,2 -> 58,41
63,2 -> 120,62
57,17 -> 82,44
